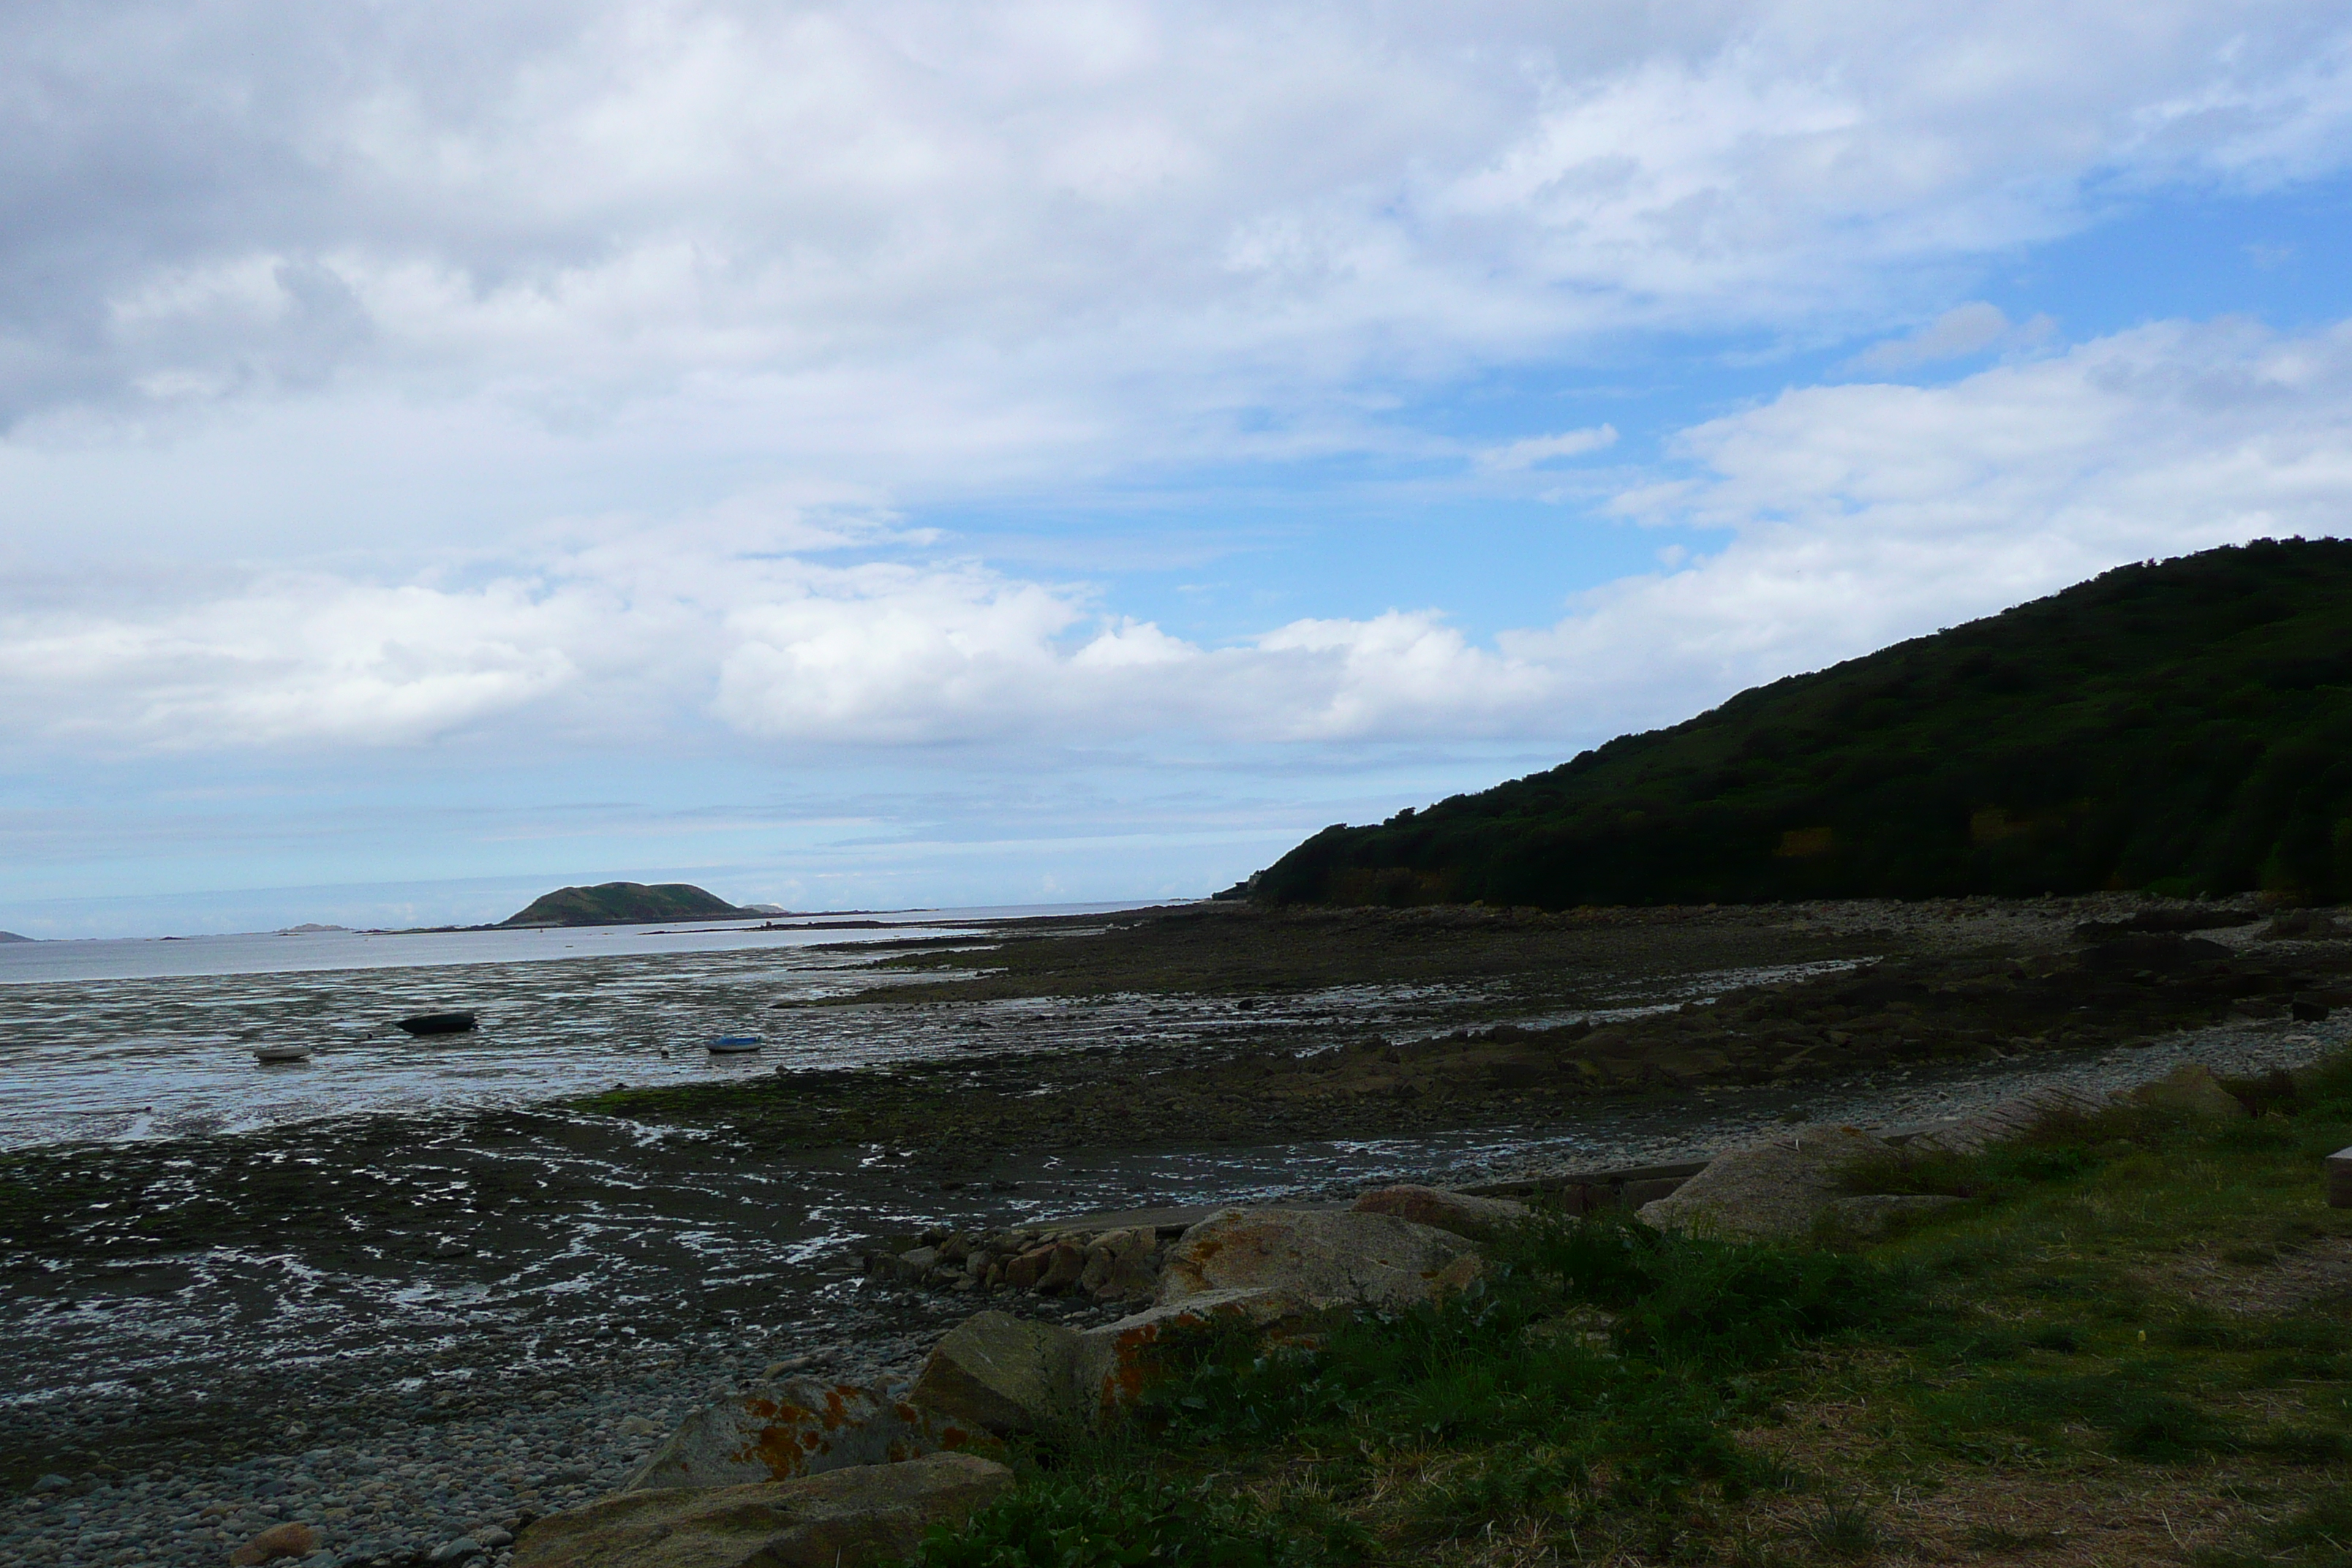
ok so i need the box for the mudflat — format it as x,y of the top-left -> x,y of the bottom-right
2,896 -> 2347,1567
587,897 -> 2344,1158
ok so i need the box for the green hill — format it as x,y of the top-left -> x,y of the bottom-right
499,882 -> 741,927
1257,538 -> 2352,908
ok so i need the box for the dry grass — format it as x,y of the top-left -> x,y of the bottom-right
1728,1374 -> 2321,1566
2154,1236 -> 2352,1318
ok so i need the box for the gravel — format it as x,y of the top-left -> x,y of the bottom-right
0,1293 -> 1136,1568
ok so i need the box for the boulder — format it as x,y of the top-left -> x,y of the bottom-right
1899,1084 -> 2110,1156
2264,909 -> 2342,941
513,1451 -> 1014,1568
621,1376 -> 972,1491
1002,1247 -> 1055,1291
1155,1207 -> 1481,1313
1351,1185 -> 1528,1243
1036,1241 -> 1087,1292
230,1522 -> 319,1565
1078,1227 -> 1159,1299
908,1311 -> 1081,1436
1637,1125 -> 1892,1241
865,1245 -> 938,1286
2122,1062 -> 2248,1122
1823,1194 -> 1968,1239
2327,1147 -> 2352,1210
1072,1286 -> 1312,1425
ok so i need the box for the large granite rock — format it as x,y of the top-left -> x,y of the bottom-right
513,1452 -> 1013,1568
1637,1125 -> 1893,1241
1897,1084 -> 2110,1156
908,1288 -> 1314,1438
1079,1226 -> 1161,1299
1155,1207 -> 1482,1312
2121,1062 -> 2248,1121
1351,1185 -> 1528,1243
909,1312 -> 1080,1436
622,1377 -> 970,1491
1072,1286 -> 1310,1425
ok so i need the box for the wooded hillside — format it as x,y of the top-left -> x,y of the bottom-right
1258,538 -> 2352,907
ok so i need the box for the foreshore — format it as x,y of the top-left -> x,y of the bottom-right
3,896 -> 2346,1568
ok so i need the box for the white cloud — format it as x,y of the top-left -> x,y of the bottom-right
0,576 -> 596,748
8,318 -> 2350,760
1849,303 -> 2055,371
3,0 -> 2350,461
1476,425 -> 1618,471
1550,316 -> 2352,725
0,529 -> 1563,752
8,7 -> 2352,785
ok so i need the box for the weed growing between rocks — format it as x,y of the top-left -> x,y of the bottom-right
911,1218 -> 1904,1565
911,1474 -> 1333,1568
911,1047 -> 2352,1567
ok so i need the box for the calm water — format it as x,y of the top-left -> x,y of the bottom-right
0,903 -> 1163,1150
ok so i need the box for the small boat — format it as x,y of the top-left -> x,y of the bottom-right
253,1044 -> 313,1065
707,1036 -> 762,1055
397,1011 -> 478,1036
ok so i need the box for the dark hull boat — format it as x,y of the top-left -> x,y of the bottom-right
397,1011 -> 478,1036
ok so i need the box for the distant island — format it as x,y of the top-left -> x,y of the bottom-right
500,882 -> 745,927
1255,537 -> 2352,908
0,930 -> 31,943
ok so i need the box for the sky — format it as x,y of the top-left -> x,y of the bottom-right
4,1 -> 2352,938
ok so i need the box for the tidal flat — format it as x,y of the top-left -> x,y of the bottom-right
3,897 -> 2347,1567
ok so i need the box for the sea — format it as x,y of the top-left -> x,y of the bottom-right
0,902 -> 1163,1151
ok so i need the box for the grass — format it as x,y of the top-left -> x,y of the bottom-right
906,1047 -> 2352,1567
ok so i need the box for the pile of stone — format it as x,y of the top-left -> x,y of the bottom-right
508,1202 -> 1490,1567
865,1222 -> 1169,1300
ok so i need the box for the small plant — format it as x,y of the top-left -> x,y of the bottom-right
1725,1528 -> 1793,1567
2025,1323 -> 2079,1353
1801,1496 -> 1882,1558
2190,1482 -> 2352,1568
1964,1523 -> 2068,1553
912,1477 -> 1319,1568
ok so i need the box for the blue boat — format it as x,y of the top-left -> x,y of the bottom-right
707,1035 -> 762,1054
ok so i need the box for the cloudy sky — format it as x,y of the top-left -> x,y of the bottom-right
4,1 -> 2350,935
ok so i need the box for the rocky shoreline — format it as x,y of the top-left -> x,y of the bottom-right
3,897 -> 2347,1567
13,1009 -> 2345,1568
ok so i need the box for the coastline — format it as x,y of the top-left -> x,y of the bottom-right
3,897 -> 2347,1567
